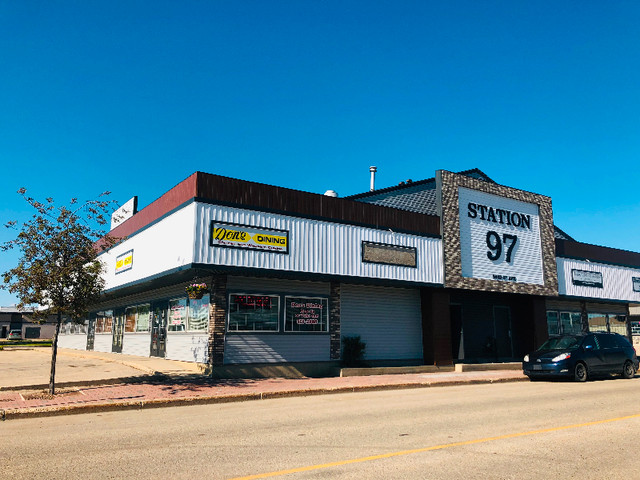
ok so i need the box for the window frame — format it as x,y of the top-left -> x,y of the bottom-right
227,293 -> 281,333
283,295 -> 329,333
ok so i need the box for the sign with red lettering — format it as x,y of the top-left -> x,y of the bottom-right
285,296 -> 328,332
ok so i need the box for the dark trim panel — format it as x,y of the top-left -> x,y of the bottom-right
556,239 -> 640,269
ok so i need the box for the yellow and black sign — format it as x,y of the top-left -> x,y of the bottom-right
115,250 -> 134,274
210,222 -> 289,254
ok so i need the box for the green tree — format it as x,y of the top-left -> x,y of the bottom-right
2,189 -> 118,394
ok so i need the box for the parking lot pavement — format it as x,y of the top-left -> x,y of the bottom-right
0,347 -> 202,390
0,347 -> 528,420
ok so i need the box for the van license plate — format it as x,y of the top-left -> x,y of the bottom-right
533,365 -> 542,370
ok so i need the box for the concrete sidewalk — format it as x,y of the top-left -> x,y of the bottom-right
0,347 -> 528,421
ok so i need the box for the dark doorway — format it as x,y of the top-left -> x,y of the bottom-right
493,306 -> 513,359
450,304 -> 463,360
150,302 -> 168,358
1,326 -> 6,338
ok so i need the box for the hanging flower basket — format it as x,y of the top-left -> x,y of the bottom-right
186,283 -> 208,300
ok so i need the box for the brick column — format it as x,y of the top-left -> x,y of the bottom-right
329,282 -> 341,360
208,274 -> 227,367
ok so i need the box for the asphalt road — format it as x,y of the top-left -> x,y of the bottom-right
2,378 -> 640,479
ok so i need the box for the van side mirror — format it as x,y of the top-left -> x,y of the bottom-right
584,344 -> 593,350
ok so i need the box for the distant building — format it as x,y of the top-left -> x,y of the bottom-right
0,307 -> 56,339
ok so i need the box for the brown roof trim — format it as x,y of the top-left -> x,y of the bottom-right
556,239 -> 640,269
98,172 -> 441,248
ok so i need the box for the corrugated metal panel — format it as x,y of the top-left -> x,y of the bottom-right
58,334 -> 88,351
122,334 -> 152,357
194,203 -> 443,284
93,335 -> 112,353
340,284 -> 423,360
557,258 -> 640,302
227,276 -> 330,295
166,333 -> 208,363
101,203 -> 197,291
224,334 -> 329,364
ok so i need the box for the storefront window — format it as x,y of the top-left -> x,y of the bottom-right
168,298 -> 188,331
284,296 -> 328,332
228,294 -> 279,332
95,310 -> 113,334
560,312 -> 582,335
188,294 -> 209,331
609,315 -> 627,335
588,313 -> 608,333
546,311 -> 559,335
136,304 -> 150,332
631,321 -> 640,335
125,307 -> 136,332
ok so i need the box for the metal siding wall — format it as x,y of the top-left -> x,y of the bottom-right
340,284 -> 423,360
195,204 -> 443,284
58,334 -> 88,351
557,258 -> 640,302
166,334 -> 209,363
224,335 -> 330,364
101,203 -> 197,291
93,335 -> 112,353
122,334 -> 152,357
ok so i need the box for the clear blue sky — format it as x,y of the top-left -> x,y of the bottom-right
1,1 -> 639,306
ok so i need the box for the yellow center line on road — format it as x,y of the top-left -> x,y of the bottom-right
229,412 -> 640,480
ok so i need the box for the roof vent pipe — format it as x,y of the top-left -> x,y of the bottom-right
369,166 -> 377,191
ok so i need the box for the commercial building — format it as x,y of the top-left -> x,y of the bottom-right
58,169 -> 640,375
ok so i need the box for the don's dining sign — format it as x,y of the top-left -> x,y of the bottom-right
210,221 -> 289,254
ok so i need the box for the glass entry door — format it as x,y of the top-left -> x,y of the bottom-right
111,310 -> 125,353
150,302 -> 168,358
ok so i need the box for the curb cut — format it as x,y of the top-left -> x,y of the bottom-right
0,376 -> 528,421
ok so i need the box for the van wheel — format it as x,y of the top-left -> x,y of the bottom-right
574,363 -> 588,382
622,361 -> 635,379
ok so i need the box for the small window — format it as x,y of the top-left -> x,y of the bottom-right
168,298 -> 188,332
284,296 -> 329,332
546,311 -> 559,335
188,294 -> 209,331
95,310 -> 113,334
597,334 -> 617,349
609,315 -> 627,335
136,304 -> 151,332
229,294 -> 279,332
125,307 -> 137,333
588,313 -> 608,333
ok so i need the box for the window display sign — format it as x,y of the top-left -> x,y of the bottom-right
228,294 -> 279,331
285,296 -> 328,332
210,221 -> 289,254
362,241 -> 417,267
571,269 -> 604,288
458,187 -> 544,285
115,250 -> 133,274
633,277 -> 640,293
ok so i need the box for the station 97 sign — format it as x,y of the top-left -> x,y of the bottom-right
437,170 -> 558,296
458,187 -> 544,285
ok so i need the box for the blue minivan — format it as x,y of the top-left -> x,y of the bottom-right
523,332 -> 639,382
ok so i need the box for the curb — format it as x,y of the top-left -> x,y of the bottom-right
0,375 -> 528,421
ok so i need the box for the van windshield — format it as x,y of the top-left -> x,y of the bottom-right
538,336 -> 581,351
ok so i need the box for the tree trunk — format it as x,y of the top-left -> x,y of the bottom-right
49,312 -> 62,395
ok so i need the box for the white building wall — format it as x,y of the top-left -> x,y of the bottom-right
100,203 -> 197,291
122,333 -> 152,357
58,334 -> 88,350
557,258 -> 640,303
194,204 -> 443,285
166,333 -> 208,363
93,334 -> 112,353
